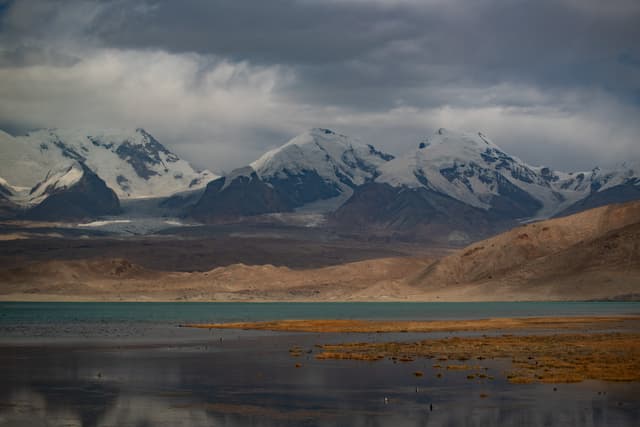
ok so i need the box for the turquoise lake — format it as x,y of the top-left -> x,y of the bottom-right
1,301 -> 639,426
2,301 -> 639,324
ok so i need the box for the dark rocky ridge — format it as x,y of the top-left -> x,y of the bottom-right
112,129 -> 179,181
264,169 -> 342,207
330,182 -> 511,242
23,165 -> 121,221
0,182 -> 19,218
190,169 -> 292,221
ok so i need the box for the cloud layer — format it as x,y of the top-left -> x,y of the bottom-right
1,0 -> 639,171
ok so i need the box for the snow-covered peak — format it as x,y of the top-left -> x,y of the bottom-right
415,128 -> 507,165
250,128 -> 393,188
553,161 -> 640,194
379,129 -> 533,187
0,128 -> 218,199
376,128 -> 640,218
377,129 -> 566,216
414,129 -> 531,173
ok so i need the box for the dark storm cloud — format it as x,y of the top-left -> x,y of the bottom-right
0,0 -> 639,171
94,0 -> 419,65
82,0 -> 640,110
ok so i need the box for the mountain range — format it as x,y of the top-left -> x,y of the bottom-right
190,127 -> 640,241
0,128 -> 216,220
0,127 -> 638,239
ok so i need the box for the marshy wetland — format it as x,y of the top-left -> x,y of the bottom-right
1,302 -> 639,426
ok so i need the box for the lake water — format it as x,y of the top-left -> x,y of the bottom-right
2,301 -> 639,324
1,302 -> 639,426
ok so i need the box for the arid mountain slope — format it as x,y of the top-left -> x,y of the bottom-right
0,257 -> 431,301
410,201 -> 640,300
2,202 -> 638,302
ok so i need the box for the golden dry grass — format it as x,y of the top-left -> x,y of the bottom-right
189,316 -> 640,383
315,333 -> 640,384
184,315 -> 640,333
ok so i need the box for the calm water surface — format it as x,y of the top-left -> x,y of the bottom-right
0,302 -> 638,426
2,301 -> 639,324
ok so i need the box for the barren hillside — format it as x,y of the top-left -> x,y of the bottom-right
409,201 -> 640,300
0,257 -> 431,301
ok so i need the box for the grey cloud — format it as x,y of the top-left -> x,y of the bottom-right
0,45 -> 80,67
92,0 -> 420,65
70,0 -> 640,108
0,0 -> 638,172
3,0 -> 639,109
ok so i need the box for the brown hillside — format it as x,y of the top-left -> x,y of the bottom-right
410,201 -> 640,299
0,256 -> 430,301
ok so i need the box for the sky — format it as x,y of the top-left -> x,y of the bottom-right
0,0 -> 639,173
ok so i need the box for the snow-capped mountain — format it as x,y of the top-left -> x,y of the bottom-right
2,125 -> 637,233
374,128 -> 639,219
0,128 -> 217,200
250,127 -> 394,209
551,162 -> 640,216
190,127 -> 639,235
251,128 -> 393,197
376,129 -> 556,218
0,162 -> 121,219
191,128 -> 394,220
